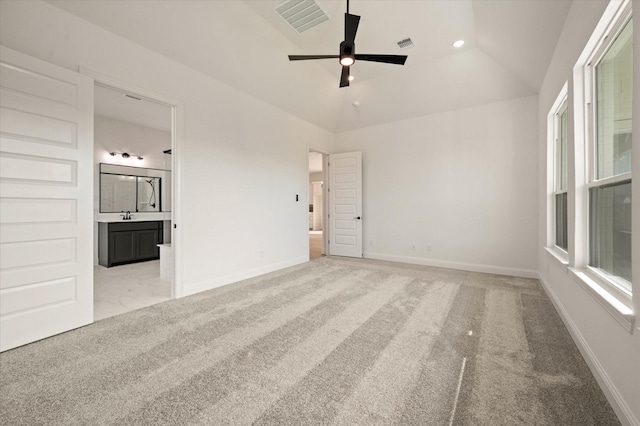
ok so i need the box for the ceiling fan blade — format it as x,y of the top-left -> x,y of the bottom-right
355,54 -> 407,65
344,13 -> 360,44
288,55 -> 339,61
339,66 -> 350,88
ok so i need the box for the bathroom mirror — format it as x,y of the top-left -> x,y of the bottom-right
100,163 -> 171,213
100,174 -> 137,212
137,176 -> 161,212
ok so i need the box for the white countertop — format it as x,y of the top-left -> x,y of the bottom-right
96,212 -> 171,223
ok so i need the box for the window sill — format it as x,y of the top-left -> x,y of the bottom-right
568,268 -> 636,334
545,246 -> 569,266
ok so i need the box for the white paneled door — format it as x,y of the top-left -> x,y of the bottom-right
0,46 -> 94,351
329,151 -> 362,258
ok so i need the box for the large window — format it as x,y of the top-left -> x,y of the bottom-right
554,100 -> 568,251
587,15 -> 633,293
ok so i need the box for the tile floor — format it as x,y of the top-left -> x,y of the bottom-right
94,260 -> 172,321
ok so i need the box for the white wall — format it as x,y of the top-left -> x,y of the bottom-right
309,171 -> 323,183
95,115 -> 170,170
537,1 -> 640,424
335,96 -> 539,277
309,171 -> 323,228
308,171 -> 323,205
0,0 -> 334,295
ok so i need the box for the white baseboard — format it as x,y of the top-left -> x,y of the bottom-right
364,252 -> 538,279
537,273 -> 639,426
182,256 -> 309,297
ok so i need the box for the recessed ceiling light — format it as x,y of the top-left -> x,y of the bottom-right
453,40 -> 465,48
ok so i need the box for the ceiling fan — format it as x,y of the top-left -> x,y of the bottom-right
288,0 -> 408,88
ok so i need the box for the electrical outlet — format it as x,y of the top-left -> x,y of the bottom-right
411,243 -> 417,251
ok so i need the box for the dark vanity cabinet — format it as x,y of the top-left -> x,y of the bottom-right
98,221 -> 163,267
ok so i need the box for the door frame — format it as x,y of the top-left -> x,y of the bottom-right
307,147 -> 331,257
79,67 -> 185,298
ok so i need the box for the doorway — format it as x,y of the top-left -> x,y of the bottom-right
90,79 -> 176,321
308,150 -> 326,260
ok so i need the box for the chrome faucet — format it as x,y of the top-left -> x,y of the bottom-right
120,211 -> 133,220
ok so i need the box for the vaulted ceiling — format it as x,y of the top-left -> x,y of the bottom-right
48,0 -> 572,133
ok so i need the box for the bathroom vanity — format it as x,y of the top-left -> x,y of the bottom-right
98,220 -> 163,267
97,163 -> 171,268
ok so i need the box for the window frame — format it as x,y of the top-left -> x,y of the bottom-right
553,97 -> 569,253
586,176 -> 632,302
581,2 -> 633,312
546,83 -> 569,265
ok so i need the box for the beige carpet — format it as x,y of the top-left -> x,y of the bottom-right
0,256 -> 619,425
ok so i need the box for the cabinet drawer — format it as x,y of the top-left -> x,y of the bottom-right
107,221 -> 161,232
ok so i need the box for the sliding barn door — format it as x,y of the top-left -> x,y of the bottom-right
0,46 -> 94,351
329,151 -> 362,258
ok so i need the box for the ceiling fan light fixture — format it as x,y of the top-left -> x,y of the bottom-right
340,56 -> 354,66
287,0 -> 407,87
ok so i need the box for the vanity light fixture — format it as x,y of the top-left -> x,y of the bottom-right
109,151 -> 144,160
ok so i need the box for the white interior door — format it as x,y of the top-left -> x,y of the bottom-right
0,46 -> 94,351
329,151 -> 362,258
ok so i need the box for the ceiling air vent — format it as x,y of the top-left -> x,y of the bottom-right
275,0 -> 329,33
122,93 -> 142,101
396,38 -> 414,50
